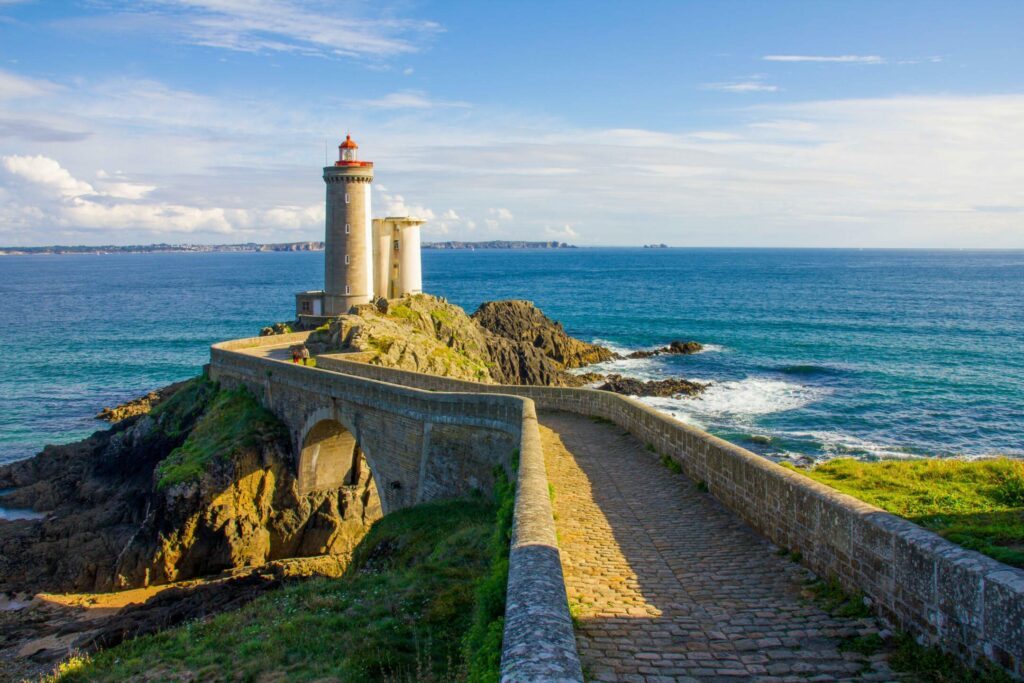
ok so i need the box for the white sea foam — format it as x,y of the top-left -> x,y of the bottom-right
639,377 -> 825,427
695,343 -> 727,354
590,338 -> 637,356
591,338 -> 728,356
779,430 -> 914,460
692,378 -> 824,417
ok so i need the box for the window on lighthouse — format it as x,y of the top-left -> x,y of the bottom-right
345,193 -> 350,204
345,223 -> 350,234
344,255 -> 350,265
341,147 -> 356,162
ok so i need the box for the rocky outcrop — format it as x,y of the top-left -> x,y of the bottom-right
597,374 -> 708,398
472,300 -> 615,369
95,380 -> 190,423
306,294 -> 615,387
0,378 -> 380,594
259,322 -> 294,337
626,340 -> 703,359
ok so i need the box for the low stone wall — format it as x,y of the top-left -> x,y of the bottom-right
502,401 -> 584,682
316,355 -> 1024,677
211,340 -> 584,681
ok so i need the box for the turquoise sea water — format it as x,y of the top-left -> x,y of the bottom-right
0,249 -> 1021,467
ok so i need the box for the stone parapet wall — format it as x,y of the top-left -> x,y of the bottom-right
501,401 -> 584,681
315,355 -> 1024,677
210,343 -> 584,682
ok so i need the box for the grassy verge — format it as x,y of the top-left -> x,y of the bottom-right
155,385 -> 288,490
462,468 -> 515,682
55,496 -> 502,682
783,457 -> 1024,567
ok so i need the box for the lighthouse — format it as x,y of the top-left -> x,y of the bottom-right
295,135 -> 426,325
323,135 -> 374,315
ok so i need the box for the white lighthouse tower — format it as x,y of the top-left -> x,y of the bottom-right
295,135 -> 426,325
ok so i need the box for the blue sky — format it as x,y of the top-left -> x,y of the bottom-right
1,1 -> 1022,247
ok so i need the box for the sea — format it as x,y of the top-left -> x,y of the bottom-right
1,248 -> 1022,471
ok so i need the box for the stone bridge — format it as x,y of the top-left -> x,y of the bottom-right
211,332 -> 1024,682
210,333 -> 522,515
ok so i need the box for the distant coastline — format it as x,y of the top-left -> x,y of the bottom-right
0,240 -> 577,255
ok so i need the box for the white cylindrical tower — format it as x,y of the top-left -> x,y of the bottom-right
397,220 -> 423,296
323,135 -> 373,315
372,218 -> 392,300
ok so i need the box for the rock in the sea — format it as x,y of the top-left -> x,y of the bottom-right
597,373 -> 708,398
668,340 -> 703,354
626,339 -> 704,359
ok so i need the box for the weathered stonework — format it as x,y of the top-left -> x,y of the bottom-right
209,332 -> 584,681
315,351 -> 1024,678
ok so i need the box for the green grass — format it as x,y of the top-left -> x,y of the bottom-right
784,457 -> 1024,567
155,386 -> 288,490
462,469 -> 514,682
149,376 -> 218,440
57,497 -> 502,682
888,634 -> 1012,682
390,304 -> 419,322
659,453 -> 682,474
430,308 -> 454,326
805,576 -> 871,619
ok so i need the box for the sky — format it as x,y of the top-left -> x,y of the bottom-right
0,1 -> 1022,247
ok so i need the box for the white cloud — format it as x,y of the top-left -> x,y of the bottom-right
545,224 -> 579,240
0,153 -> 323,235
703,81 -> 779,93
376,189 -> 434,221
361,90 -> 470,109
2,67 -> 1023,247
0,68 -> 58,100
132,1 -> 442,59
763,54 -> 885,64
3,154 -> 95,197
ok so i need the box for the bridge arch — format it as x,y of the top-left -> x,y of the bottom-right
296,406 -> 383,514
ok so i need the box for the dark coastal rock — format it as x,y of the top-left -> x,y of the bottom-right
597,374 -> 709,398
95,380 -> 190,423
626,340 -> 703,359
571,372 -> 606,386
472,300 -> 616,369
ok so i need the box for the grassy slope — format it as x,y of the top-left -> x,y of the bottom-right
154,383 -> 288,490
57,496 -> 505,682
785,457 -> 1024,567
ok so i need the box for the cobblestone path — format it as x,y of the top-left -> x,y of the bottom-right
540,412 -> 896,682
